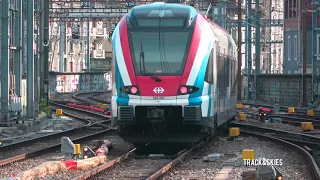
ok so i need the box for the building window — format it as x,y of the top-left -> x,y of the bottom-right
284,0 -> 288,18
288,35 -> 291,61
288,0 -> 292,18
294,35 -> 297,60
293,0 -> 297,17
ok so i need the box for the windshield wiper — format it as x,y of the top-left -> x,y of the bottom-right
140,69 -> 162,82
140,43 -> 162,82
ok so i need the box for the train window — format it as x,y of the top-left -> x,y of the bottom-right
230,57 -> 233,90
226,56 -> 230,87
205,50 -> 213,84
217,53 -> 220,89
130,31 -> 190,75
136,18 -> 186,28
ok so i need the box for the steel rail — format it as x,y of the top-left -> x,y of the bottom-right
0,100 -> 110,150
0,109 -> 91,150
89,92 -> 111,104
72,148 -> 137,180
146,141 -> 206,180
72,139 -> 208,180
0,101 -> 111,163
230,122 -> 320,145
241,101 -> 320,115
240,129 -> 320,180
146,122 -> 320,180
0,128 -> 113,166
49,101 -> 109,119
73,91 -> 111,104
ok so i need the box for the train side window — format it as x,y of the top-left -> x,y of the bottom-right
218,53 -> 222,90
226,56 -> 230,87
205,50 -> 213,84
230,57 -> 233,90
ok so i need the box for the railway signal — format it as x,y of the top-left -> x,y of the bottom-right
108,30 -> 114,39
82,146 -> 96,159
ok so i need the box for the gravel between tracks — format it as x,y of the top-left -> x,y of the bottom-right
163,136 -> 311,180
95,158 -> 171,180
0,134 -> 133,179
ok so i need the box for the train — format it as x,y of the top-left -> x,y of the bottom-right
111,2 -> 238,145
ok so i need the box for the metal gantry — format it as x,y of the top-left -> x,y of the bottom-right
312,0 -> 320,101
48,0 -> 140,73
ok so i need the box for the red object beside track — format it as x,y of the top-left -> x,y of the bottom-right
67,103 -> 106,114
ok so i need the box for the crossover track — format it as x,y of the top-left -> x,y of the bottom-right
230,122 -> 320,180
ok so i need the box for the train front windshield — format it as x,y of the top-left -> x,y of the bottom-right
130,31 -> 190,76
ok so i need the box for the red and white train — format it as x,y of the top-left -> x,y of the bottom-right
111,2 -> 238,144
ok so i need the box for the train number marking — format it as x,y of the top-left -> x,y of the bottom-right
153,97 -> 164,100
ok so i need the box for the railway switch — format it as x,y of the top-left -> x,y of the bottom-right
56,109 -> 63,116
301,122 -> 313,131
74,144 -> 81,155
229,127 -> 240,137
239,113 -> 247,121
242,149 -> 255,160
288,107 -> 295,113
307,110 -> 314,116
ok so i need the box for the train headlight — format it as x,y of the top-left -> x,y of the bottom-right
178,85 -> 199,95
180,86 -> 188,94
120,85 -> 140,95
0,141 -> 2,146
131,87 -> 138,94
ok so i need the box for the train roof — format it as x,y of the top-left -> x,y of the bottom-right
128,3 -> 198,19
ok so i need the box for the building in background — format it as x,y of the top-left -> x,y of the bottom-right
283,0 -> 314,74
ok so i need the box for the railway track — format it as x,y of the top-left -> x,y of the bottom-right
67,122 -> 320,180
71,140 -> 207,180
241,101 -> 320,116
238,103 -> 320,128
73,91 -> 111,105
230,122 -> 320,179
0,100 -> 111,164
